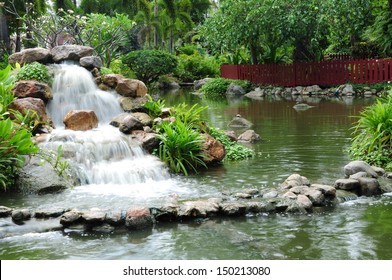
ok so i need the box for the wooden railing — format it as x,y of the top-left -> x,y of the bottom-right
221,58 -> 392,86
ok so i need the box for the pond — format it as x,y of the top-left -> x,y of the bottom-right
1,83 -> 392,260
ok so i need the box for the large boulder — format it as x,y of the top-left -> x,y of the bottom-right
131,112 -> 153,127
79,56 -> 103,70
344,160 -> 378,178
201,133 -> 226,165
228,115 -> 253,128
9,97 -> 48,122
238,130 -> 261,143
8,48 -> 52,64
12,80 -> 53,103
119,96 -> 149,112
119,115 -> 144,134
281,174 -> 310,189
102,74 -> 123,88
63,110 -> 99,131
194,78 -> 212,91
226,84 -> 245,96
51,45 -> 94,63
15,156 -> 71,194
115,78 -> 148,98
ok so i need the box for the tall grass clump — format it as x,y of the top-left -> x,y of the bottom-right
348,92 -> 392,169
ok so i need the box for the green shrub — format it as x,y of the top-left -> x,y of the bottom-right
209,127 -> 254,161
122,50 -> 178,84
0,118 -> 38,190
201,78 -> 251,100
109,58 -> 136,79
171,103 -> 208,131
348,92 -> 392,168
143,95 -> 166,118
155,120 -> 206,176
16,62 -> 52,84
175,53 -> 220,82
99,67 -> 113,76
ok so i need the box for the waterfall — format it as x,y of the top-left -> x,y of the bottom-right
41,63 -> 171,187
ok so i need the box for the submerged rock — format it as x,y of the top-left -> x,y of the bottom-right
238,130 -> 261,143
228,115 -> 253,128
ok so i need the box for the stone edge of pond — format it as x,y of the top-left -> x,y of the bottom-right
2,167 -> 392,235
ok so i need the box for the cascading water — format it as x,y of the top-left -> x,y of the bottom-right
38,63 -> 201,207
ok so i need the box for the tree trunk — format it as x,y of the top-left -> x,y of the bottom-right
0,14 -> 11,53
250,43 -> 258,64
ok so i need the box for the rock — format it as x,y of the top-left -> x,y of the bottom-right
102,74 -> 123,88
116,78 -> 148,97
220,202 -> 247,216
296,195 -> 313,209
110,113 -> 129,127
119,115 -> 144,134
119,96 -> 149,112
9,97 -> 48,122
11,209 -> 32,223
201,134 -> 226,165
91,224 -> 116,233
12,80 -> 53,103
0,206 -> 13,218
153,204 -> 179,222
105,211 -> 126,226
310,184 -> 336,197
281,174 -> 310,189
293,103 -> 314,111
304,85 -> 322,93
81,210 -> 106,225
51,45 -> 94,62
131,130 -> 160,153
228,115 -> 253,128
224,130 -> 238,142
194,78 -> 212,90
226,84 -> 245,96
245,201 -> 276,213
60,210 -> 82,227
15,156 -> 71,194
305,188 -> 324,205
372,166 -> 385,176
234,193 -> 253,199
344,161 -> 378,178
349,171 -> 369,180
79,56 -> 103,69
357,177 -> 382,196
34,208 -> 67,218
238,130 -> 261,143
63,110 -> 99,131
245,88 -> 264,99
125,207 -> 153,230
334,178 -> 360,191
283,191 -> 297,199
8,47 -> 51,64
341,84 -> 355,95
131,112 -> 153,127
263,189 -> 278,198
290,185 -> 310,195
179,199 -> 221,218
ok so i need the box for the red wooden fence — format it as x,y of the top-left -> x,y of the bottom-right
221,58 -> 392,87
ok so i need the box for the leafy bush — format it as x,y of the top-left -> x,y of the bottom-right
175,52 -> 220,82
200,78 -> 251,100
16,62 -> 52,84
122,50 -> 178,84
155,120 -> 206,176
209,127 -> 254,161
143,95 -> 166,118
109,58 -> 136,79
0,118 -> 38,190
348,92 -> 392,168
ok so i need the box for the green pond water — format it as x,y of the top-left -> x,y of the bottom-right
1,90 -> 392,260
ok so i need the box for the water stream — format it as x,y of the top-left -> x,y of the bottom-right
1,66 -> 392,259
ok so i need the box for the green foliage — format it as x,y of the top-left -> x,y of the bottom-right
208,127 -> 254,161
109,58 -> 136,79
143,94 -> 166,118
175,51 -> 220,82
155,120 -> 206,176
0,64 -> 16,119
122,50 -> 178,84
364,10 -> 392,56
16,62 -> 51,84
348,92 -> 392,168
171,102 -> 208,131
200,78 -> 251,100
39,145 -> 70,178
0,118 -> 38,190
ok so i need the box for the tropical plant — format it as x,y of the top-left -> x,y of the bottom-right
348,92 -> 392,168
122,49 -> 178,84
16,62 -> 51,84
0,118 -> 38,190
155,119 -> 206,175
143,94 -> 166,118
175,51 -> 220,82
170,102 -> 208,131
